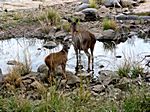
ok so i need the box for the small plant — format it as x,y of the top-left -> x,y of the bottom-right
89,0 -> 97,8
38,8 -> 60,26
61,21 -> 71,32
130,65 -> 144,78
102,18 -> 118,30
13,12 -> 23,20
117,61 -> 131,78
96,0 -> 105,5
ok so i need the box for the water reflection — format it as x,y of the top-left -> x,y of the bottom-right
0,36 -> 150,75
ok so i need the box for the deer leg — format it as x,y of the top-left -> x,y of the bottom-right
90,47 -> 94,71
84,50 -> 91,72
75,49 -> 79,72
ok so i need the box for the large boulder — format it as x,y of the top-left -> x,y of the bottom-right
97,29 -> 116,41
66,71 -> 81,85
76,3 -> 90,12
98,70 -> 120,86
104,0 -> 121,7
81,8 -> 99,21
91,84 -> 105,93
121,0 -> 139,7
43,41 -> 57,49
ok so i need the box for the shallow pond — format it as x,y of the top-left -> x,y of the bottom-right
0,36 -> 150,75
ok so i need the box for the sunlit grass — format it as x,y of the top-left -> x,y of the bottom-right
102,18 -> 118,30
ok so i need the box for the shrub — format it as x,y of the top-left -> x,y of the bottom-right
89,0 -> 97,8
102,18 -> 118,30
38,8 -> 60,26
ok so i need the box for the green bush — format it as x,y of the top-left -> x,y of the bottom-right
102,18 -> 118,30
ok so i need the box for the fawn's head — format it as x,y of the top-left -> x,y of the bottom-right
62,42 -> 70,53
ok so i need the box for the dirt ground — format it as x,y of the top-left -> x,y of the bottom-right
0,0 -> 79,11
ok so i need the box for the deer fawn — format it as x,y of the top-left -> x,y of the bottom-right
44,43 -> 70,83
67,18 -> 96,72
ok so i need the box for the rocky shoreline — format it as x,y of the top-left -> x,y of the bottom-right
0,0 -> 150,111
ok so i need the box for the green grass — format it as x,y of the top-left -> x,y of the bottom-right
89,0 -> 97,8
38,8 -> 60,26
0,83 -> 150,112
102,18 -> 118,30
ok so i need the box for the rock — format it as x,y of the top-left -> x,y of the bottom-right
97,6 -> 110,18
91,91 -> 99,96
7,60 -> 22,65
76,3 -> 90,12
30,80 -> 47,93
98,70 -> 119,86
77,71 -> 91,78
98,29 -> 116,41
128,31 -> 137,38
37,64 -> 48,74
104,0 -> 121,7
55,30 -> 68,41
121,0 -> 138,7
66,71 -> 80,85
81,8 -> 98,21
133,0 -> 150,14
115,77 -> 132,91
92,84 -> 105,93
43,41 -> 57,49
82,0 -> 89,3
145,74 -> 150,82
73,12 -> 85,21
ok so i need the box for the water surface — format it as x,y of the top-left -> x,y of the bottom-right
0,36 -> 150,75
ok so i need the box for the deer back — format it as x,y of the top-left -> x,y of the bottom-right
72,28 -> 96,50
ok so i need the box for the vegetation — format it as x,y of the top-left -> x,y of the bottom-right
102,18 -> 118,30
37,8 -> 60,26
89,0 -> 97,8
0,83 -> 149,112
95,0 -> 105,5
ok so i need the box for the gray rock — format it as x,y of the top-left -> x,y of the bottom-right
43,41 -> 57,49
82,0 -> 89,3
77,71 -> 91,78
100,29 -> 116,40
92,84 -> 105,93
55,31 -> 68,41
121,0 -> 138,7
128,31 -> 137,38
73,12 -> 85,21
7,60 -> 22,65
66,71 -> 80,85
115,77 -> 132,90
76,3 -> 90,12
98,70 -> 119,86
37,64 -> 48,74
81,8 -> 98,21
104,0 -> 121,7
97,6 -> 110,18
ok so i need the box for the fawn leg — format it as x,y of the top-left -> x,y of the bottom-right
61,64 -> 68,88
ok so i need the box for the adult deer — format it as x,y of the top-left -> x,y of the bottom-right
44,43 -> 70,83
67,18 -> 96,72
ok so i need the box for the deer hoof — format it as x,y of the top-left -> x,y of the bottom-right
87,69 -> 91,73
